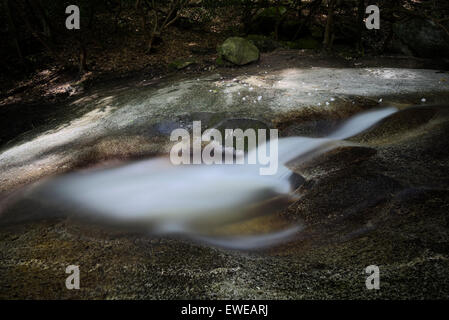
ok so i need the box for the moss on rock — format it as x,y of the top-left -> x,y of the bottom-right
217,37 -> 260,66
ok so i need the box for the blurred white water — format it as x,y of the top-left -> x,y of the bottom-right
17,107 -> 397,249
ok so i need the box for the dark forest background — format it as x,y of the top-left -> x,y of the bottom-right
1,0 -> 449,98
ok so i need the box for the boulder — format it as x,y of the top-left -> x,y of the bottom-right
217,37 -> 260,66
393,18 -> 449,58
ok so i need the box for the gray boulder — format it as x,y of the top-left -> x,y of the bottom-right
393,18 -> 449,58
217,37 -> 260,66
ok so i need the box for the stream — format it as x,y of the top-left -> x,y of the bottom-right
1,62 -> 449,299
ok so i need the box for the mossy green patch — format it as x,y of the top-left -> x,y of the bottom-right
168,59 -> 196,70
282,37 -> 321,50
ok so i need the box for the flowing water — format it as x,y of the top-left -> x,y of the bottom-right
14,107 -> 399,249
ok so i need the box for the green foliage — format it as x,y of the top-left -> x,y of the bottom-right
168,59 -> 196,70
215,56 -> 225,66
246,34 -> 280,52
256,6 -> 287,18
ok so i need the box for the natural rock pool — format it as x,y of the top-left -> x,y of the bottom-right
1,54 -> 449,299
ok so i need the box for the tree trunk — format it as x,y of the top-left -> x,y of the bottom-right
146,1 -> 182,53
78,40 -> 88,74
19,0 -> 66,66
114,0 -> 123,33
356,0 -> 365,51
323,0 -> 336,49
273,3 -> 285,41
293,0 -> 322,40
3,0 -> 23,62
33,0 -> 53,40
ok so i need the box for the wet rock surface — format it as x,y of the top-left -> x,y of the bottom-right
1,51 -> 449,299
